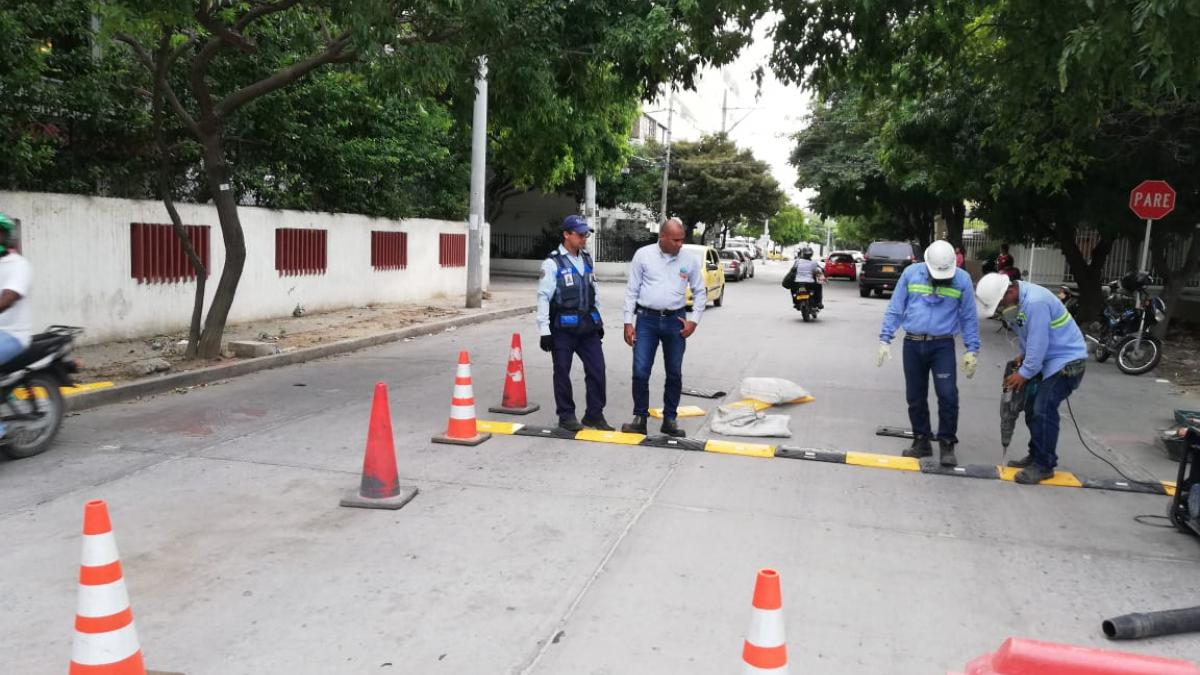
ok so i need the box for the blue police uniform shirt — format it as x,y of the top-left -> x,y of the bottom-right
879,262 -> 981,352
622,243 -> 706,324
537,244 -> 598,336
1008,281 -> 1088,380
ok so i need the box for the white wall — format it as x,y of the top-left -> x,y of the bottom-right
491,258 -> 629,282
1,191 -> 488,344
491,190 -> 578,235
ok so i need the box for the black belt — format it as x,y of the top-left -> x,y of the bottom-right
904,333 -> 955,342
636,304 -> 685,317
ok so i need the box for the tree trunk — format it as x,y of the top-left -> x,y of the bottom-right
940,200 -> 965,249
1056,223 -> 1114,322
197,134 -> 247,359
1151,227 -> 1200,339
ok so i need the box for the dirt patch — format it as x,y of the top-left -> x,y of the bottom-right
74,281 -> 533,385
1159,331 -> 1200,393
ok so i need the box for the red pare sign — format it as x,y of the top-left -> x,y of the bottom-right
1129,180 -> 1176,220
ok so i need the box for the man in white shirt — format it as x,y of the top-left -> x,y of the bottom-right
0,214 -> 32,366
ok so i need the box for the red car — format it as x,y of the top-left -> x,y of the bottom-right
823,252 -> 858,280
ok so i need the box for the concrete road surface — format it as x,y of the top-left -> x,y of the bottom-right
2,260 -> 1198,674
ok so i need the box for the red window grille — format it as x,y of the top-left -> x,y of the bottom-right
371,231 -> 408,270
275,228 -> 327,276
439,233 -> 466,267
130,223 -> 210,284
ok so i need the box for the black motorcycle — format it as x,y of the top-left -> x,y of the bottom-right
0,325 -> 81,459
1060,273 -> 1164,376
791,283 -> 822,322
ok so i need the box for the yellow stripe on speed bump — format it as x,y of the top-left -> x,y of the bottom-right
997,466 -> 1083,487
649,405 -> 707,418
704,440 -> 775,458
726,395 -> 816,411
845,451 -> 921,472
476,420 -> 523,435
575,429 -> 646,445
1163,481 -> 1177,497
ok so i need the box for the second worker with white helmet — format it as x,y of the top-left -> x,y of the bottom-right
876,240 -> 981,466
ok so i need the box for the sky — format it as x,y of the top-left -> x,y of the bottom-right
646,20 -> 815,209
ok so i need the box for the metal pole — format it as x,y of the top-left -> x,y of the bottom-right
466,56 -> 488,309
659,89 -> 675,221
1138,217 -> 1153,273
584,174 -> 596,254
721,88 -> 727,135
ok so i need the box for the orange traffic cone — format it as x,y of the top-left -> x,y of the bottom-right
341,382 -> 418,510
489,333 -> 540,415
953,637 -> 1200,674
431,351 -> 492,446
70,500 -> 145,675
742,568 -> 789,674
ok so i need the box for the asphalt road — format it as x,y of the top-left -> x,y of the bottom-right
2,260 -> 1198,673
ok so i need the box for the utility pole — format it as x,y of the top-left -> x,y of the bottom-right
659,88 -> 675,221
466,55 -> 487,309
721,88 -> 727,135
584,174 -> 597,253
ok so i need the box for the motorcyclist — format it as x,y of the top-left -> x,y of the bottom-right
787,247 -> 824,309
0,214 -> 31,367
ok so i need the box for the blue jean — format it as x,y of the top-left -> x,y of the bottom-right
0,331 -> 24,365
902,338 -> 959,441
632,311 -> 687,419
1024,369 -> 1084,470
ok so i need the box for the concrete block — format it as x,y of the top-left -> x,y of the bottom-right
229,340 -> 280,358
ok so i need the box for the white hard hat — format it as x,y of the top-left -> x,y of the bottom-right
975,272 -> 1012,318
924,240 -> 956,280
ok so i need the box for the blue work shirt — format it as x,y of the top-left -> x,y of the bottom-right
622,243 -> 706,324
879,263 -> 981,352
537,245 -> 598,336
1009,281 -> 1088,380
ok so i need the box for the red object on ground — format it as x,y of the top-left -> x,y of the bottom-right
490,333 -> 539,415
952,637 -> 1200,675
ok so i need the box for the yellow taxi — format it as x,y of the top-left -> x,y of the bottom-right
680,244 -> 726,308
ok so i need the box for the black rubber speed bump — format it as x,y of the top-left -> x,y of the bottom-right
919,460 -> 1000,479
876,426 -> 916,439
682,387 -> 727,399
640,436 -> 707,452
1079,477 -> 1166,495
515,425 -> 579,440
774,446 -> 846,463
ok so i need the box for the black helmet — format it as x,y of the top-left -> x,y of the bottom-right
1120,271 -> 1151,292
800,247 -> 813,259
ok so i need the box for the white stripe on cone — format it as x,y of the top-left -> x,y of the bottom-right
453,384 -> 475,399
72,622 -> 141,665
76,578 -> 131,617
80,532 -> 120,567
510,347 -> 522,361
456,364 -> 472,377
746,608 -> 786,647
509,371 -> 523,383
449,405 -> 477,420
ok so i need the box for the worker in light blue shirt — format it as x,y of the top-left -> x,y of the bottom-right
620,218 -> 706,438
536,215 -> 611,432
876,240 -> 981,466
976,273 -> 1088,484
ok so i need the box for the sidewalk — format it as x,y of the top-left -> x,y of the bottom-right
72,277 -> 536,388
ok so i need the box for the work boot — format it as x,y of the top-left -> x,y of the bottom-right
1006,454 -> 1034,468
558,417 -> 583,432
1014,464 -> 1055,485
938,439 -> 957,467
620,415 -> 648,434
902,436 -> 933,458
660,418 -> 686,438
581,415 -> 614,431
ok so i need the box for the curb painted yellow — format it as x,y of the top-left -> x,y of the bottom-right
648,405 -> 707,419
476,420 -> 522,435
998,466 -> 1083,487
845,452 -> 921,472
13,381 -> 115,400
575,429 -> 646,445
703,440 -> 775,458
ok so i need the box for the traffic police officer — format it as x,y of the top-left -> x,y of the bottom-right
537,215 -> 612,432
975,272 -> 1088,484
876,240 -> 981,466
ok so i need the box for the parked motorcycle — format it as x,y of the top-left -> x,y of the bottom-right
1059,273 -> 1165,376
0,325 -> 82,459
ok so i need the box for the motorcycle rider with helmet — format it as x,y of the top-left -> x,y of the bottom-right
786,246 -> 824,309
